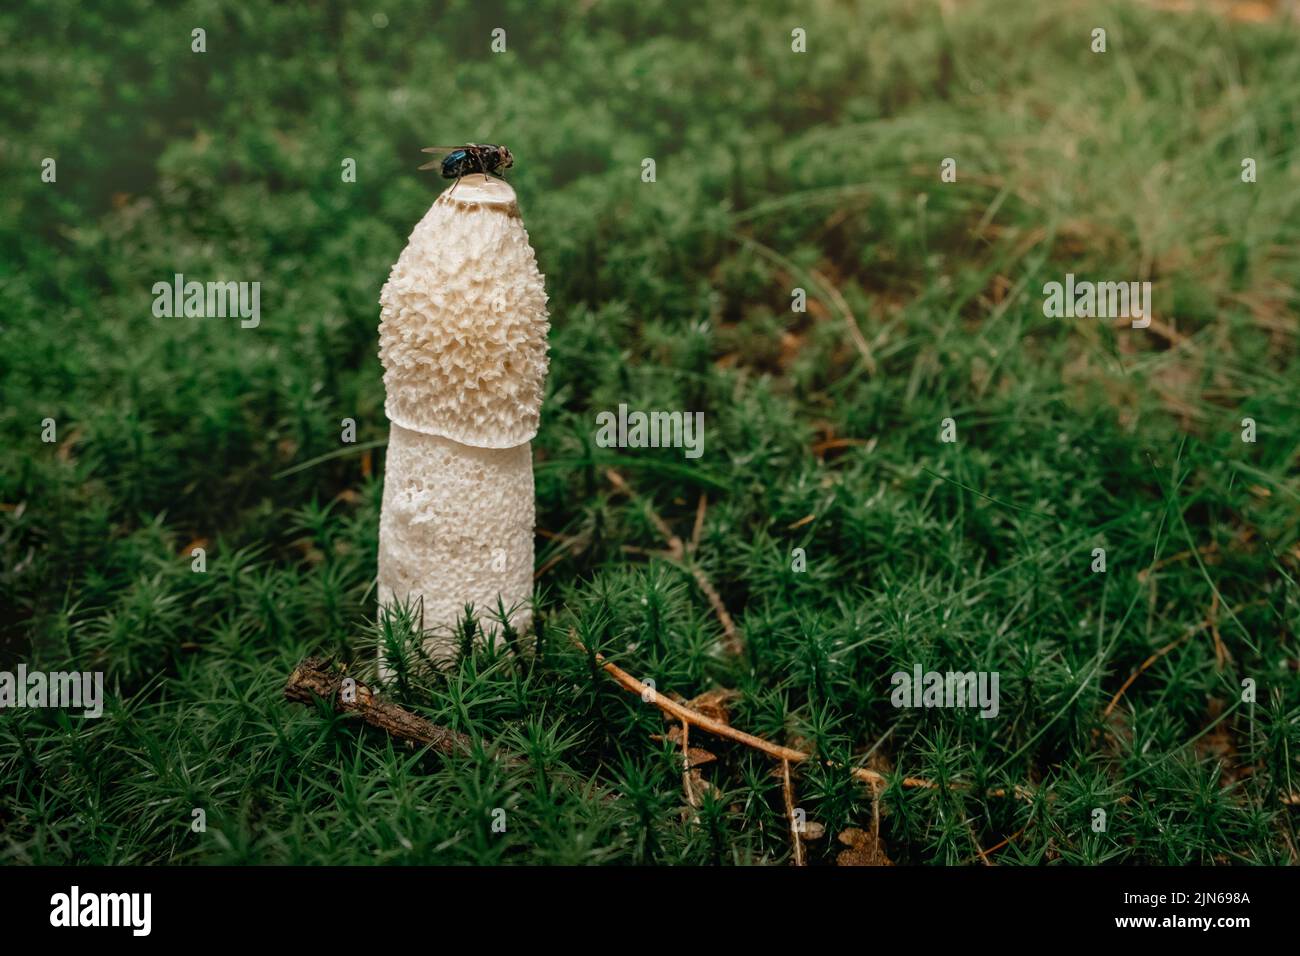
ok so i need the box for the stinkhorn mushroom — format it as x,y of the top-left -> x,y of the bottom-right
377,173 -> 549,664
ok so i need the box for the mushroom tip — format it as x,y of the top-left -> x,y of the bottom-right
440,174 -> 517,207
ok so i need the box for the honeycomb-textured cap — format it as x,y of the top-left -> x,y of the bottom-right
378,175 -> 550,448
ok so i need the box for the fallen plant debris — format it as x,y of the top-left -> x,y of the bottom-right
835,826 -> 893,867
283,657 -> 472,756
605,468 -> 743,655
568,629 -> 1028,799
782,758 -> 806,866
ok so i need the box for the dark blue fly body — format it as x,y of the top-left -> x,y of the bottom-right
419,143 -> 514,181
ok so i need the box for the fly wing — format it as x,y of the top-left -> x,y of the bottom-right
418,146 -> 463,171
418,148 -> 460,172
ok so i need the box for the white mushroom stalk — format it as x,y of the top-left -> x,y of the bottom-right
377,174 -> 549,665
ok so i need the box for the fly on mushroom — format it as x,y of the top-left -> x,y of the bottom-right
419,144 -> 514,190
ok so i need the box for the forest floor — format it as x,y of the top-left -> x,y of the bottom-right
2,0 -> 1297,863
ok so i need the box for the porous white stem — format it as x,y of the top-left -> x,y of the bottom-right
377,423 -> 534,662
377,175 -> 549,665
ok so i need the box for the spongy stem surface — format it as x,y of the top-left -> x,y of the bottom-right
378,422 -> 534,662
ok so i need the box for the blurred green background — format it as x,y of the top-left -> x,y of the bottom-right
1,0 -> 1297,864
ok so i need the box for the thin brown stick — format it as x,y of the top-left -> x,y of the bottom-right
284,657 -> 473,756
591,639 -> 824,764
606,469 -> 683,557
782,759 -> 806,867
870,782 -> 882,845
815,264 -> 875,374
534,544 -> 577,581
689,564 -> 742,655
811,437 -> 871,456
680,720 -> 698,809
1137,543 -> 1219,583
971,827 -> 1025,864
1208,591 -> 1231,670
1103,635 -> 1190,719
736,234 -> 876,375
689,492 -> 707,554
534,530 -> 589,581
605,468 -> 743,655
1136,527 -> 1254,583
1103,598 -> 1264,718
572,632 -> 1021,797
1135,315 -> 1190,348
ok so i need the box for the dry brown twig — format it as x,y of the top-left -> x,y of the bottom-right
1136,528 -> 1254,583
283,657 -> 473,755
811,265 -> 877,376
870,778 -> 883,839
1103,635 -> 1191,720
734,233 -> 877,375
970,826 -> 1025,865
533,528 -> 590,581
781,759 -> 806,866
1208,591 -> 1231,670
287,642 -> 1298,822
534,545 -> 576,581
607,469 -> 683,553
1103,597 -> 1264,718
680,720 -> 697,809
571,630 -> 1026,799
689,568 -> 742,655
689,492 -> 707,554
605,468 -> 743,655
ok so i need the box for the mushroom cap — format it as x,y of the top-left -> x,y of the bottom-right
379,175 -> 550,448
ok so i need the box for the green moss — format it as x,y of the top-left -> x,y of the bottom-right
1,0 -> 1297,864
